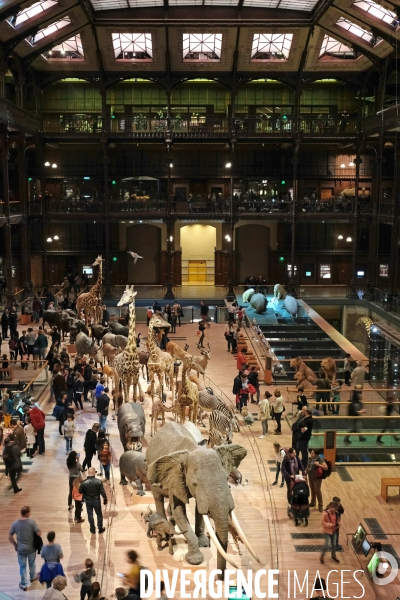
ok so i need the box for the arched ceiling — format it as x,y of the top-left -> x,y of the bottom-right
0,0 -> 399,84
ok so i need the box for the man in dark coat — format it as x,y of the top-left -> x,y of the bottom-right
3,434 -> 22,493
291,406 -> 313,468
82,423 -> 100,470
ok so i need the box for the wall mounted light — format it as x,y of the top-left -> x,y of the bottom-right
169,235 -> 173,241
53,235 -> 59,240
349,160 -> 355,167
338,235 -> 343,240
169,163 -> 173,168
44,161 -> 50,167
340,163 -> 346,168
225,162 -> 232,168
346,236 -> 352,242
51,163 -> 57,168
47,237 -> 52,242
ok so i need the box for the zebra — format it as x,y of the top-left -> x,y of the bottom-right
208,429 -> 225,448
209,408 -> 239,444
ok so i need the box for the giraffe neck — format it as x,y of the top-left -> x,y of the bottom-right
126,300 -> 137,355
182,361 -> 189,394
147,321 -> 159,362
91,262 -> 103,295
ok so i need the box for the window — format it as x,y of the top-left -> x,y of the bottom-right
336,17 -> 380,46
379,264 -> 389,277
28,17 -> 71,45
182,33 -> 222,61
319,35 -> 359,59
90,0 -> 163,8
287,264 -> 297,275
112,33 -> 153,60
82,266 -> 93,278
242,0 -> 318,8
42,34 -> 84,59
352,0 -> 397,27
320,265 -> 331,279
8,0 -> 57,27
251,33 -> 293,61
303,263 -> 314,278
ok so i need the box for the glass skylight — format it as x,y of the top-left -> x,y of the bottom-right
42,34 -> 84,59
183,33 -> 222,61
319,35 -> 359,59
352,0 -> 396,26
112,33 -> 153,60
251,33 -> 293,60
90,0 -> 163,6
242,0 -> 318,8
8,0 -> 57,27
336,16 -> 379,45
28,16 -> 71,44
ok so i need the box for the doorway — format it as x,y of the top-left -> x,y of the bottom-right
188,260 -> 207,283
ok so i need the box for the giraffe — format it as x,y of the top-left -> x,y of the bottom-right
76,255 -> 103,326
112,285 -> 144,403
146,313 -> 175,408
177,354 -> 205,424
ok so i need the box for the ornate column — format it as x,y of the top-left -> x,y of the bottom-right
1,127 -> 15,306
18,141 -> 31,297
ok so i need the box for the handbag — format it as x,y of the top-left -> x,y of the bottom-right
33,531 -> 43,554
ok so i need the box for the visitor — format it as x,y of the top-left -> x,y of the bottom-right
248,366 -> 260,403
35,327 -> 48,368
1,308 -> 9,338
2,392 -> 13,427
224,323 -> 234,352
79,467 -> 108,534
281,448 -> 305,504
97,387 -> 110,432
123,550 -> 142,596
74,371 -> 84,412
24,416 -> 36,458
271,442 -> 285,487
94,377 -> 106,408
320,502 -> 340,565
200,301 -> 210,328
344,389 -> 366,443
40,532 -> 64,588
197,320 -> 206,349
83,360 -> 95,402
291,406 -> 313,468
332,496 -> 344,551
72,476 -> 85,523
26,328 -> 36,360
309,577 -> 332,599
74,559 -> 96,600
88,582 -> 105,600
228,300 -> 238,323
9,335 -> 17,360
66,368 -> 75,403
32,297 -> 42,323
258,391 -> 270,438
343,353 -> 352,386
376,395 -> 400,443
271,389 -> 284,435
19,331 -> 28,370
170,311 -> 177,334
236,348 -> 248,373
330,380 -> 342,415
96,431 -> 107,476
314,373 -> 331,415
67,450 -> 83,510
3,433 -> 23,493
11,418 -> 27,454
306,449 -> 328,512
9,506 -> 42,591
41,575 -> 67,600
52,368 -> 67,403
232,326 -> 240,354
50,327 -> 61,351
9,309 -> 18,338
232,371 -> 243,409
98,440 -> 112,482
351,360 -> 366,388
237,306 -> 244,328
115,586 -> 140,600
82,423 -> 100,470
172,301 -> 182,326
64,413 -> 76,454
238,373 -> 250,411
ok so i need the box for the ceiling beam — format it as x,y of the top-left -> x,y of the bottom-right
76,0 -> 104,75
312,0 -> 335,24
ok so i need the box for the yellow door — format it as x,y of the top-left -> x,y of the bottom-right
188,260 -> 207,282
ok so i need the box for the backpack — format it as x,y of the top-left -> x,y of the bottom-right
321,459 -> 332,479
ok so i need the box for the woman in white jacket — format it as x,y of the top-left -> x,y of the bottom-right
271,389 -> 284,435
258,391 -> 271,438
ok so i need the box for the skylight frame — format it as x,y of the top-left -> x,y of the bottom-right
28,16 -> 71,45
352,0 -> 397,27
43,33 -> 84,60
112,32 -> 153,61
336,16 -> 380,46
8,0 -> 58,28
251,32 -> 293,61
182,33 -> 222,61
319,34 -> 359,60
242,0 -> 318,8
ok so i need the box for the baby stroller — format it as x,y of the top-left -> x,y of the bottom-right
289,477 -> 310,527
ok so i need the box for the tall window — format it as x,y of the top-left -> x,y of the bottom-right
182,33 -> 222,61
251,33 -> 293,60
112,33 -> 153,60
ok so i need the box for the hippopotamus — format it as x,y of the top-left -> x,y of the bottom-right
119,449 -> 149,494
118,402 -> 146,451
250,293 -> 267,314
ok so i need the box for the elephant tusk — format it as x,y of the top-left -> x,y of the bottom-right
231,511 -> 261,563
203,515 -> 239,570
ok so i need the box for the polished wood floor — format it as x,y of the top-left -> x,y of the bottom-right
1,319 -> 399,600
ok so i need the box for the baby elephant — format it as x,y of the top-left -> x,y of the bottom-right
146,512 -> 176,555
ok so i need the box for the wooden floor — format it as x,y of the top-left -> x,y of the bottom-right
1,319 -> 400,599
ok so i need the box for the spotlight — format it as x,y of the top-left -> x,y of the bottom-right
53,235 -> 59,240
47,237 -> 52,242
225,162 -> 232,168
338,235 -> 343,240
169,163 -> 173,168
51,163 -> 57,168
346,236 -> 352,242
169,235 -> 173,241
60,49 -> 66,55
340,163 -> 346,168
44,161 -> 50,166
349,161 -> 355,167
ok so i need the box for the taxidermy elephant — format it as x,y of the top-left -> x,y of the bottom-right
146,511 -> 176,554
119,449 -> 148,494
183,421 -> 207,446
118,402 -> 146,452
146,421 -> 259,574
250,293 -> 267,314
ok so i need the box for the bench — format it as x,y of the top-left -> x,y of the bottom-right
381,477 -> 400,502
0,368 -> 14,381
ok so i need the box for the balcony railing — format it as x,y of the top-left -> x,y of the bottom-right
47,199 -> 103,213
0,201 -> 22,215
296,199 -> 354,213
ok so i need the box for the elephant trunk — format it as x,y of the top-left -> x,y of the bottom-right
204,502 -> 237,574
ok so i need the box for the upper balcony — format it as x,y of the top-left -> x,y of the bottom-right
0,100 -> 40,136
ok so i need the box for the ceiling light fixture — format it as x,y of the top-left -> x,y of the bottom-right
52,163 -> 57,168
44,161 -> 50,166
349,160 -> 355,167
169,235 -> 173,241
47,237 -> 52,242
169,163 -> 173,168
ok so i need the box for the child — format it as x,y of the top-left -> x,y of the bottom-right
74,558 -> 96,600
97,430 -> 107,476
72,476 -> 85,523
332,496 -> 344,551
98,440 -> 111,482
331,380 -> 342,415
1,354 -> 9,378
2,392 -> 13,428
24,415 -> 36,458
170,311 -> 177,334
272,442 -> 286,487
74,372 -> 84,412
63,413 -> 76,454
